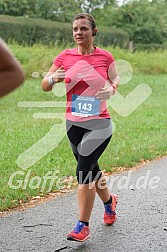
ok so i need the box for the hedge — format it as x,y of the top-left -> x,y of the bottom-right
0,15 -> 129,48
134,43 -> 167,52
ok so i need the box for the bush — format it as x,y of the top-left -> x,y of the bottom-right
0,15 -> 129,48
97,27 -> 129,48
0,15 -> 73,46
134,43 -> 167,52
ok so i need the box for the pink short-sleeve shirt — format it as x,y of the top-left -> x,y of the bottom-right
53,47 -> 115,122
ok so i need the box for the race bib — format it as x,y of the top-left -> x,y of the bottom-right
71,94 -> 100,117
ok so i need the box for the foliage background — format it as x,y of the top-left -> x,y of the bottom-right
0,0 -> 167,49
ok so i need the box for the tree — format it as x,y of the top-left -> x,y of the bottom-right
0,0 -> 30,16
101,0 -> 167,44
77,0 -> 115,13
0,0 -> 116,21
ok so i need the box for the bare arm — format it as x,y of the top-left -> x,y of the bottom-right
95,63 -> 120,101
0,38 -> 25,97
107,62 -> 120,91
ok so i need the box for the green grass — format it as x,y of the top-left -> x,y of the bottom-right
9,43 -> 167,76
0,44 -> 167,211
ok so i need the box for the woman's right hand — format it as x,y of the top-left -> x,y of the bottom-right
42,65 -> 65,92
52,66 -> 65,83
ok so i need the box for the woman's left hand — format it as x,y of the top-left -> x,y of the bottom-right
95,86 -> 114,101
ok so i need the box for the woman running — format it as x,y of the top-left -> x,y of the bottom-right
42,13 -> 119,242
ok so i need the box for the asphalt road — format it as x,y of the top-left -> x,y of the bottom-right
0,157 -> 167,252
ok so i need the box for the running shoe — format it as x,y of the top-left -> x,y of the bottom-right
67,221 -> 90,242
103,194 -> 118,226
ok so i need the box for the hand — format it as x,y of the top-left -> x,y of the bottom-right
95,86 -> 114,101
52,66 -> 65,83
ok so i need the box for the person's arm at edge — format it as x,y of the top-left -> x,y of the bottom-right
0,38 -> 25,97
